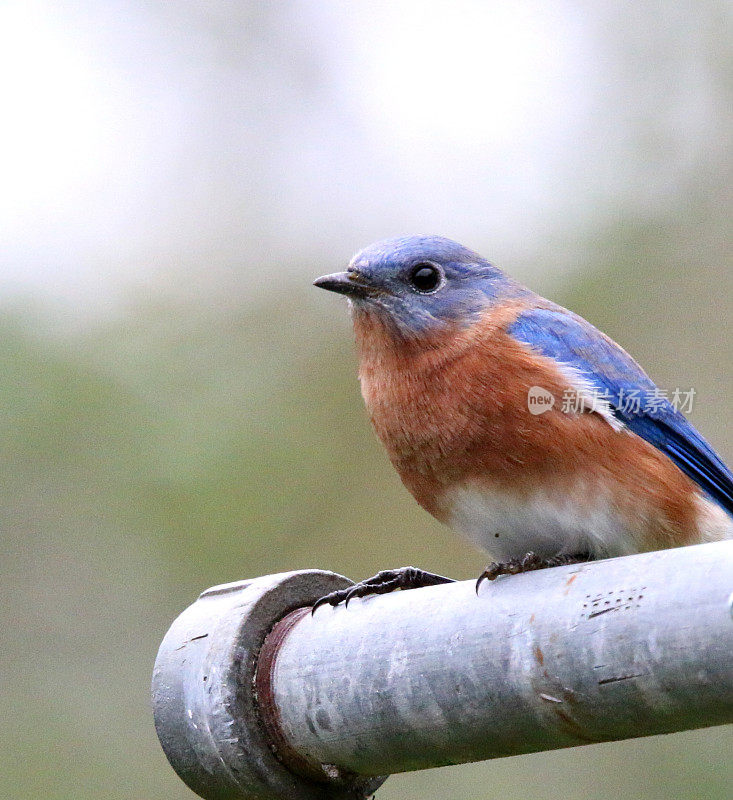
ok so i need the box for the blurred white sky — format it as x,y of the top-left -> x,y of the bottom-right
0,0 -> 728,312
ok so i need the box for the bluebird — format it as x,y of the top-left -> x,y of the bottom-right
312,235 -> 733,609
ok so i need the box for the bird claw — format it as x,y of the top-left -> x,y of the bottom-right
475,563 -> 502,593
310,590 -> 344,615
343,584 -> 365,608
311,567 -> 454,613
476,551 -> 594,593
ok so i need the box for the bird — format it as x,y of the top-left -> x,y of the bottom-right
311,235 -> 733,610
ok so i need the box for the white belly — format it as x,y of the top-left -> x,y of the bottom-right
444,482 -> 640,561
696,495 -> 733,542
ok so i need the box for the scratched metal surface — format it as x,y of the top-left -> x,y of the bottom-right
152,570 -> 385,800
272,541 -> 733,776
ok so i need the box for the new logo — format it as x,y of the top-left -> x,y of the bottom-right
527,386 -> 555,415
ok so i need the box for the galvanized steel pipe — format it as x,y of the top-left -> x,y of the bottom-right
153,541 -> 733,800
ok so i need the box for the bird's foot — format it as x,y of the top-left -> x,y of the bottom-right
476,552 -> 593,592
312,567 -> 455,613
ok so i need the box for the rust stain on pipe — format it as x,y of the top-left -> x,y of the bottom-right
254,607 -> 334,783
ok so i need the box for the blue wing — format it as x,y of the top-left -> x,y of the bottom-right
509,307 -> 733,515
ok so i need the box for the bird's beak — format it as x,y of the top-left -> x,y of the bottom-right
313,271 -> 376,298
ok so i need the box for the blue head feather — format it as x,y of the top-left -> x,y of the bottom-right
347,235 -> 528,334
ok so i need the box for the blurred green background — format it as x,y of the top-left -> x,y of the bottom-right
1,2 -> 731,799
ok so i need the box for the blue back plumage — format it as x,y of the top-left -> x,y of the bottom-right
509,308 -> 733,515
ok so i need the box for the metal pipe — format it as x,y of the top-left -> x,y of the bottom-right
152,541 -> 733,800
268,541 -> 733,776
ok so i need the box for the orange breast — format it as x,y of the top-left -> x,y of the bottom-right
352,304 -> 702,551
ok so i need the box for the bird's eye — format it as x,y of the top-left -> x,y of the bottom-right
408,262 -> 443,293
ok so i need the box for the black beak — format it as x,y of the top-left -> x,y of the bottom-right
313,271 -> 376,298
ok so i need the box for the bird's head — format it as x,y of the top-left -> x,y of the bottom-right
314,235 -> 525,338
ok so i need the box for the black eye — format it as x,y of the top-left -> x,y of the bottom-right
408,262 -> 442,293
